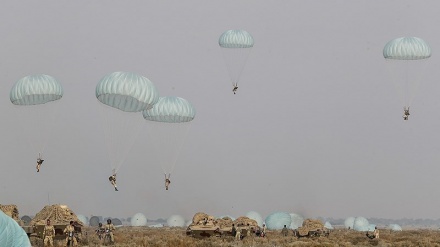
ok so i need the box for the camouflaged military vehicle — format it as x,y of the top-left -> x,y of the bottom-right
186,213 -> 258,239
294,219 -> 329,238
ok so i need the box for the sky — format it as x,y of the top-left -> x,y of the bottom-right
2,0 -> 440,222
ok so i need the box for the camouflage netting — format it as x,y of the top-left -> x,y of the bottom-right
30,204 -> 83,226
191,212 -> 210,225
216,217 -> 233,229
298,219 -> 325,236
233,217 -> 258,228
0,204 -> 20,220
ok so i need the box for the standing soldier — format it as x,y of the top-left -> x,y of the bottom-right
261,224 -> 267,237
281,225 -> 288,236
43,219 -> 55,246
95,222 -> 105,242
105,219 -> 116,243
63,221 -> 77,246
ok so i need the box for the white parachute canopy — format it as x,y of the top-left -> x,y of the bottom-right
76,215 -> 88,226
0,210 -> 31,247
324,221 -> 334,230
265,212 -> 291,230
383,37 -> 431,113
130,213 -> 147,226
142,96 -> 195,175
290,213 -> 304,230
245,211 -> 263,227
10,74 -> 63,157
219,29 -> 254,89
167,215 -> 185,227
344,217 -> 355,229
353,217 -> 370,231
96,71 -> 159,173
389,224 -> 402,231
367,224 -> 376,231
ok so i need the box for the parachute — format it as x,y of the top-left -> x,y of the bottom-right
167,215 -> 185,227
9,74 -> 63,158
130,213 -> 147,226
245,211 -> 263,227
219,29 -> 254,92
383,37 -> 431,118
265,212 -> 291,230
0,210 -> 31,247
142,96 -> 195,176
96,71 -> 159,174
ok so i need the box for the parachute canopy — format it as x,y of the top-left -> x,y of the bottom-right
353,217 -> 369,231
290,213 -> 304,230
265,212 -> 291,230
10,74 -> 63,105
167,215 -> 185,227
0,210 -> 31,247
383,37 -> 431,60
344,217 -> 355,229
130,213 -> 147,226
96,71 -> 159,112
142,96 -> 196,123
245,211 -> 263,227
389,224 -> 402,231
219,30 -> 254,48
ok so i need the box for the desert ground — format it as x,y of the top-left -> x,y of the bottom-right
29,226 -> 440,247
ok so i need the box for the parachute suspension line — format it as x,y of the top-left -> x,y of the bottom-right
168,123 -> 193,175
221,47 -> 253,88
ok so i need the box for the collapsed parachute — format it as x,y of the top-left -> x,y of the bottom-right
10,74 -> 63,158
219,29 -> 254,92
383,37 -> 431,119
96,71 -> 159,173
142,96 -> 195,176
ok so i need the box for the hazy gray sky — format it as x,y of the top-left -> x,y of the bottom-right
1,0 -> 440,222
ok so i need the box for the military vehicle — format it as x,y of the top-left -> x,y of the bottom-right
186,213 -> 258,239
294,219 -> 329,238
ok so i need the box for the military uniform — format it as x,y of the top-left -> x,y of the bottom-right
43,224 -> 55,246
63,225 -> 77,246
281,226 -> 288,236
105,223 -> 116,242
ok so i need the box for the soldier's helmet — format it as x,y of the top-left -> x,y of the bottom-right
107,219 -> 112,224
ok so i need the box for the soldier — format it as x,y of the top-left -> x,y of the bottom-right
232,83 -> 238,94
105,219 -> 116,243
261,224 -> 267,237
36,153 -> 44,172
235,227 -> 241,240
109,173 -> 118,191
231,224 -> 237,236
43,219 -> 55,246
373,227 -> 379,239
165,173 -> 171,190
281,224 -> 289,236
95,222 -> 105,242
403,106 -> 410,120
63,221 -> 77,246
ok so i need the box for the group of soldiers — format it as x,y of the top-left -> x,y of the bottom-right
43,218 -> 116,246
35,154 -> 172,192
231,223 -> 267,240
108,173 -> 171,191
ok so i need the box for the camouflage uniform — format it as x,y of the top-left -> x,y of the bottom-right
105,223 -> 116,242
63,225 -> 77,246
43,224 -> 55,246
281,226 -> 289,236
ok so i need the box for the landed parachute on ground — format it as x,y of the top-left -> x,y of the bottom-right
265,212 -> 291,230
142,96 -> 195,176
130,213 -> 147,226
0,210 -> 31,247
96,71 -> 159,174
167,215 -> 185,227
353,217 -> 369,231
290,213 -> 304,230
245,211 -> 263,227
389,224 -> 402,231
344,217 -> 355,229
219,29 -> 254,93
10,74 -> 63,158
383,37 -> 431,120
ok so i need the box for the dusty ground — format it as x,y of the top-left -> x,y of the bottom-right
30,226 -> 440,247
